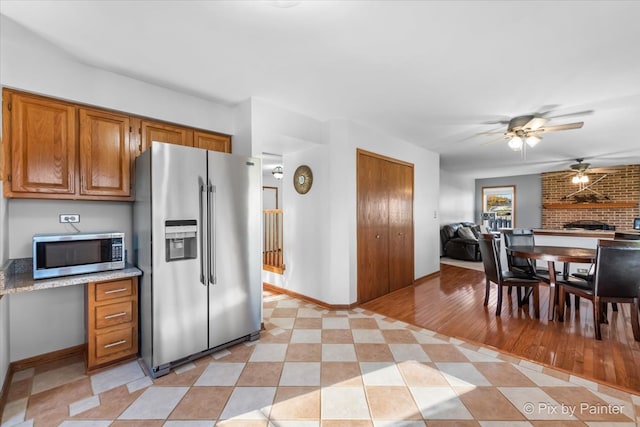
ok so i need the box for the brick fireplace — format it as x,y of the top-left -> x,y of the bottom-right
541,164 -> 640,230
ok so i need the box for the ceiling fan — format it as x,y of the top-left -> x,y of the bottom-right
559,158 -> 619,201
563,158 -> 623,182
568,158 -> 591,184
477,108 -> 590,158
498,114 -> 584,152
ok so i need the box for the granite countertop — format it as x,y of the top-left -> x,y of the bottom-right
0,258 -> 142,296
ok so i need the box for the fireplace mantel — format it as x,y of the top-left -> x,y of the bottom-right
543,202 -> 637,209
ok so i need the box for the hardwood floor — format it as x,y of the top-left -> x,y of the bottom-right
361,262 -> 640,394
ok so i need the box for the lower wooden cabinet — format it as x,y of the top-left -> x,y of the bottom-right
86,277 -> 138,372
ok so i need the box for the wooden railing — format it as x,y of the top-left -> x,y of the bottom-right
263,209 -> 285,274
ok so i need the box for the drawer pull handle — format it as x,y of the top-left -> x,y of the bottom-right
104,340 -> 127,349
104,288 -> 127,294
104,312 -> 127,320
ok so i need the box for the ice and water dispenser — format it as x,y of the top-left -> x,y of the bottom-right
165,220 -> 197,261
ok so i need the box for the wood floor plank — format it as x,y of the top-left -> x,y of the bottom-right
360,262 -> 640,393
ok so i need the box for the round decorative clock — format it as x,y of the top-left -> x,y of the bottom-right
293,165 -> 313,194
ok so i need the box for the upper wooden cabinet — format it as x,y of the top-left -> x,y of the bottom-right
140,120 -> 194,153
194,130 -> 231,153
3,91 -> 77,196
139,120 -> 231,154
2,89 -> 232,201
2,89 -> 132,200
79,108 -> 131,198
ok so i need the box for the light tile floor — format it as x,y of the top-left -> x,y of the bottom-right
2,291 -> 640,427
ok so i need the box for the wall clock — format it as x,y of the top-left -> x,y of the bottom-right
293,165 -> 313,194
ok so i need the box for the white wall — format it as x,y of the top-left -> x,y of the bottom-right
7,200 -> 133,259
232,99 -> 253,157
251,98 -> 323,156
439,169 -> 475,225
1,16 -> 233,134
250,99 -> 325,291
282,146 -> 330,301
9,287 -> 85,361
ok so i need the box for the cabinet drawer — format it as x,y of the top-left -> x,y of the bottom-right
95,301 -> 134,329
95,279 -> 133,301
95,326 -> 136,360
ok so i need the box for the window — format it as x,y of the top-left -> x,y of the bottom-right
482,186 -> 515,230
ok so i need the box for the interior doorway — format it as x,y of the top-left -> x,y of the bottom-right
262,153 -> 285,274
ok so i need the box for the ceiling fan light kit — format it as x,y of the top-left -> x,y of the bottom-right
525,135 -> 541,147
508,136 -> 523,151
571,174 -> 589,184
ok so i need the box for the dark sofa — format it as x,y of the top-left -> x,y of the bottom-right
440,222 -> 481,261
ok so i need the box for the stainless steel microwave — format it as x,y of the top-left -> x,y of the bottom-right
33,232 -> 125,279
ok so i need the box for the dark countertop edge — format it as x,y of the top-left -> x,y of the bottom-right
0,259 -> 142,296
533,229 -> 616,238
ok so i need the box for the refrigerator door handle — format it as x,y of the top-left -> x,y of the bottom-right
208,181 -> 217,285
199,180 -> 206,285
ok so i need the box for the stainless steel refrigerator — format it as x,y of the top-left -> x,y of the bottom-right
133,141 -> 262,378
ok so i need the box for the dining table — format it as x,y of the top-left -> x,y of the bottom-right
505,245 -> 596,321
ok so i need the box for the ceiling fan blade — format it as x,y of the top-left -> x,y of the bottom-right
524,117 -> 547,130
545,110 -> 594,120
476,130 -> 505,136
538,122 -> 584,132
535,105 -> 561,117
588,166 -> 623,174
481,119 -> 511,125
481,136 -> 507,145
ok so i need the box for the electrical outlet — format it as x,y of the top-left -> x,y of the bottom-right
59,214 -> 80,223
577,268 -> 588,273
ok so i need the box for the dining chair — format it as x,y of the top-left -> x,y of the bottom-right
557,239 -> 640,341
570,263 -> 616,312
478,233 -> 540,318
502,229 -> 562,279
502,228 -> 566,306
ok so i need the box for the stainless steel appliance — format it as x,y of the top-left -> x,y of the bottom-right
133,142 -> 262,378
32,232 -> 125,279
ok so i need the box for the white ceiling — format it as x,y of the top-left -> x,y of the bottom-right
2,0 -> 640,178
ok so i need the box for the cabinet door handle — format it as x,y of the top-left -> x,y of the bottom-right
103,340 -> 127,349
376,234 -> 380,239
104,288 -> 127,294
104,312 -> 127,320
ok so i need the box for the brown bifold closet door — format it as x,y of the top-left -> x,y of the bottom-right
357,149 -> 414,304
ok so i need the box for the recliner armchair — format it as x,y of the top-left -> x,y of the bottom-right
440,222 -> 481,261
